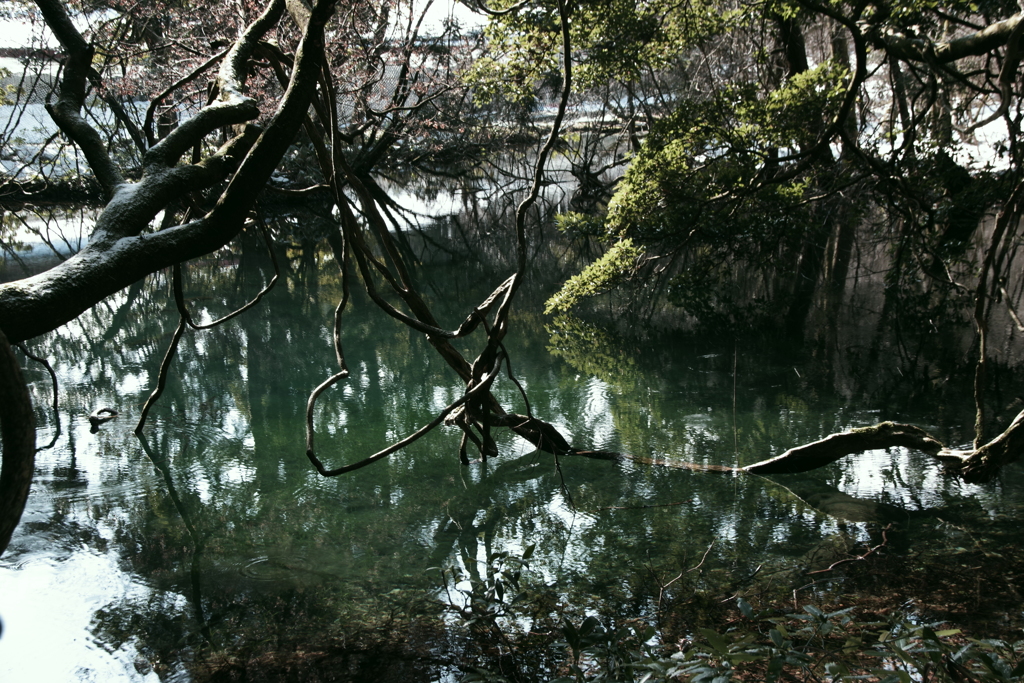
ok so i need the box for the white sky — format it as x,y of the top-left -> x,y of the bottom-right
0,1 -> 482,49
0,19 -> 34,49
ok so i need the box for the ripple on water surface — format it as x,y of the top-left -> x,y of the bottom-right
240,554 -> 315,581
0,549 -> 170,682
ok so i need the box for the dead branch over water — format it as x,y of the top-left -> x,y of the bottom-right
566,412 -> 1024,485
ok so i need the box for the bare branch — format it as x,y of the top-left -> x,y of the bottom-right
15,343 -> 61,451
144,0 -> 286,167
35,0 -> 124,196
305,351 -> 506,476
173,222 -> 281,330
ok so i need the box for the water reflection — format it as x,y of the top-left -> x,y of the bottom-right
1,218 -> 1023,680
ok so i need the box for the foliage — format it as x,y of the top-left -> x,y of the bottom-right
437,543 -> 537,634
0,68 -> 16,106
545,56 -> 856,327
522,0 -> 1024,336
545,238 -> 642,314
602,90 -> 821,242
453,578 -> 1024,682
465,0 -> 729,105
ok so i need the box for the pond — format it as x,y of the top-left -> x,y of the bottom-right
1,207 -> 1023,681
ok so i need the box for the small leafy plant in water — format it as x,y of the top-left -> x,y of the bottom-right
437,543 -> 536,633
559,604 -> 1024,682
441,547 -> 1024,682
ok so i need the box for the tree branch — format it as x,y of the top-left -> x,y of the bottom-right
143,0 -> 286,167
35,0 -> 124,196
865,12 -> 1024,64
0,0 -> 336,343
744,423 -> 944,474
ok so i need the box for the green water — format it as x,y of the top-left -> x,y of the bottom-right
1,225 -> 1022,681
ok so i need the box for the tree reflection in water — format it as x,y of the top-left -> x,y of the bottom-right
1,207 -> 1023,681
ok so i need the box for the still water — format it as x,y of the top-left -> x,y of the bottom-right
1,216 -> 1022,681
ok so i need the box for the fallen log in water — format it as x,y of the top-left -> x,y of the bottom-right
563,408 -> 1024,484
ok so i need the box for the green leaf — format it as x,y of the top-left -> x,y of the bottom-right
825,661 -> 850,677
563,620 -> 579,648
803,605 -> 824,618
635,623 -> 656,642
700,628 -> 730,654
580,615 -> 602,637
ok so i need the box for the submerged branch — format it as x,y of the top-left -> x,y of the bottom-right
807,524 -> 891,575
305,352 -> 506,476
743,422 -> 943,474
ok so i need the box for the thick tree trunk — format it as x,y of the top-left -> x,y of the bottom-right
0,329 -> 35,557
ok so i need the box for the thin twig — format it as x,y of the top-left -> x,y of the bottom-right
173,221 -> 280,329
807,524 -> 892,575
305,351 -> 506,476
689,540 -> 716,573
15,343 -> 61,451
135,315 -> 188,433
598,499 -> 694,511
1000,284 -> 1024,332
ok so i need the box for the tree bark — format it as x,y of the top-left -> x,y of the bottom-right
744,422 -> 944,474
564,412 -> 1023,486
0,329 -> 35,557
0,0 -> 336,343
866,12 -> 1024,63
954,409 -> 1024,483
740,410 -> 1024,483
